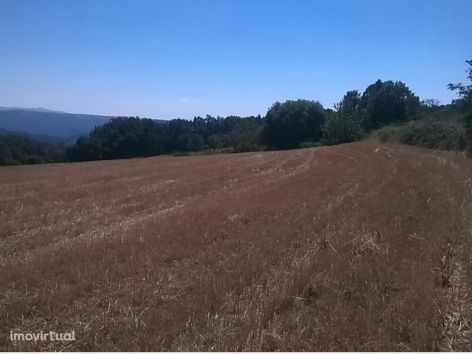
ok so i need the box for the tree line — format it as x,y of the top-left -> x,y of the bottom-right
0,132 -> 66,165
65,115 -> 265,161
1,60 -> 471,165
67,80 -> 421,161
63,78 -> 435,162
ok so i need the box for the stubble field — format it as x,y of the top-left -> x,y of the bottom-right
1,141 -> 471,351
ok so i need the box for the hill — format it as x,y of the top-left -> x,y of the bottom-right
0,107 -> 112,139
0,142 -> 471,351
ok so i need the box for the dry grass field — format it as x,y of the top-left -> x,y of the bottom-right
1,141 -> 472,351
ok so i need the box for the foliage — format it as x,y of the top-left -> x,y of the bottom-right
262,99 -> 326,149
228,116 -> 264,152
6,62 -> 472,163
448,59 -> 472,156
67,115 -> 265,162
186,134 -> 204,153
322,90 -> 364,145
66,117 -> 165,161
0,132 -> 66,165
207,134 -> 222,151
372,106 -> 467,151
360,80 -> 420,131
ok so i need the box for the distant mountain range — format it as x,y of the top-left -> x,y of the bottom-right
0,107 -> 113,142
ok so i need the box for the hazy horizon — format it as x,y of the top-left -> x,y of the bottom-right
1,0 -> 471,120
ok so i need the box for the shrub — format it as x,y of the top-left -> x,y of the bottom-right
372,118 -> 467,152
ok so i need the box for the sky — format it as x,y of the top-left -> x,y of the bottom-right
0,0 -> 471,120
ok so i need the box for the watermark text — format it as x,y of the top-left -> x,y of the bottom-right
9,330 -> 76,342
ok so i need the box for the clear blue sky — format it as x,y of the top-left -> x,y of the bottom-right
1,0 -> 471,119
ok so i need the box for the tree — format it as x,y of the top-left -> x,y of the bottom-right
322,90 -> 363,145
186,134 -> 204,154
449,59 -> 472,156
207,134 -> 222,152
0,140 -> 12,165
0,133 -> 65,165
262,99 -> 326,149
360,80 -> 420,131
422,98 -> 441,108
66,115 -> 266,161
66,117 -> 166,161
163,118 -> 192,153
228,117 -> 263,152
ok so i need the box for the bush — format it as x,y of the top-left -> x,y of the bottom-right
373,118 -> 467,152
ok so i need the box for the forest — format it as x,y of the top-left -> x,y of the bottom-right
1,60 -> 471,165
0,132 -> 66,165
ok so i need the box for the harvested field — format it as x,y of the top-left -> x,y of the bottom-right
0,141 -> 471,351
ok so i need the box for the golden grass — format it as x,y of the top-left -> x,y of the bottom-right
0,141 -> 471,351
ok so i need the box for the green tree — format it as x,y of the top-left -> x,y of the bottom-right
67,117 -> 166,161
449,59 -> 472,156
322,90 -> 363,145
262,99 -> 326,149
0,140 -> 12,165
186,134 -> 204,154
207,134 -> 222,152
67,115 -> 266,161
361,80 -> 420,131
228,117 -> 263,152
0,133 -> 65,165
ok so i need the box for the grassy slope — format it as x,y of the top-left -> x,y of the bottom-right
0,141 -> 471,351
